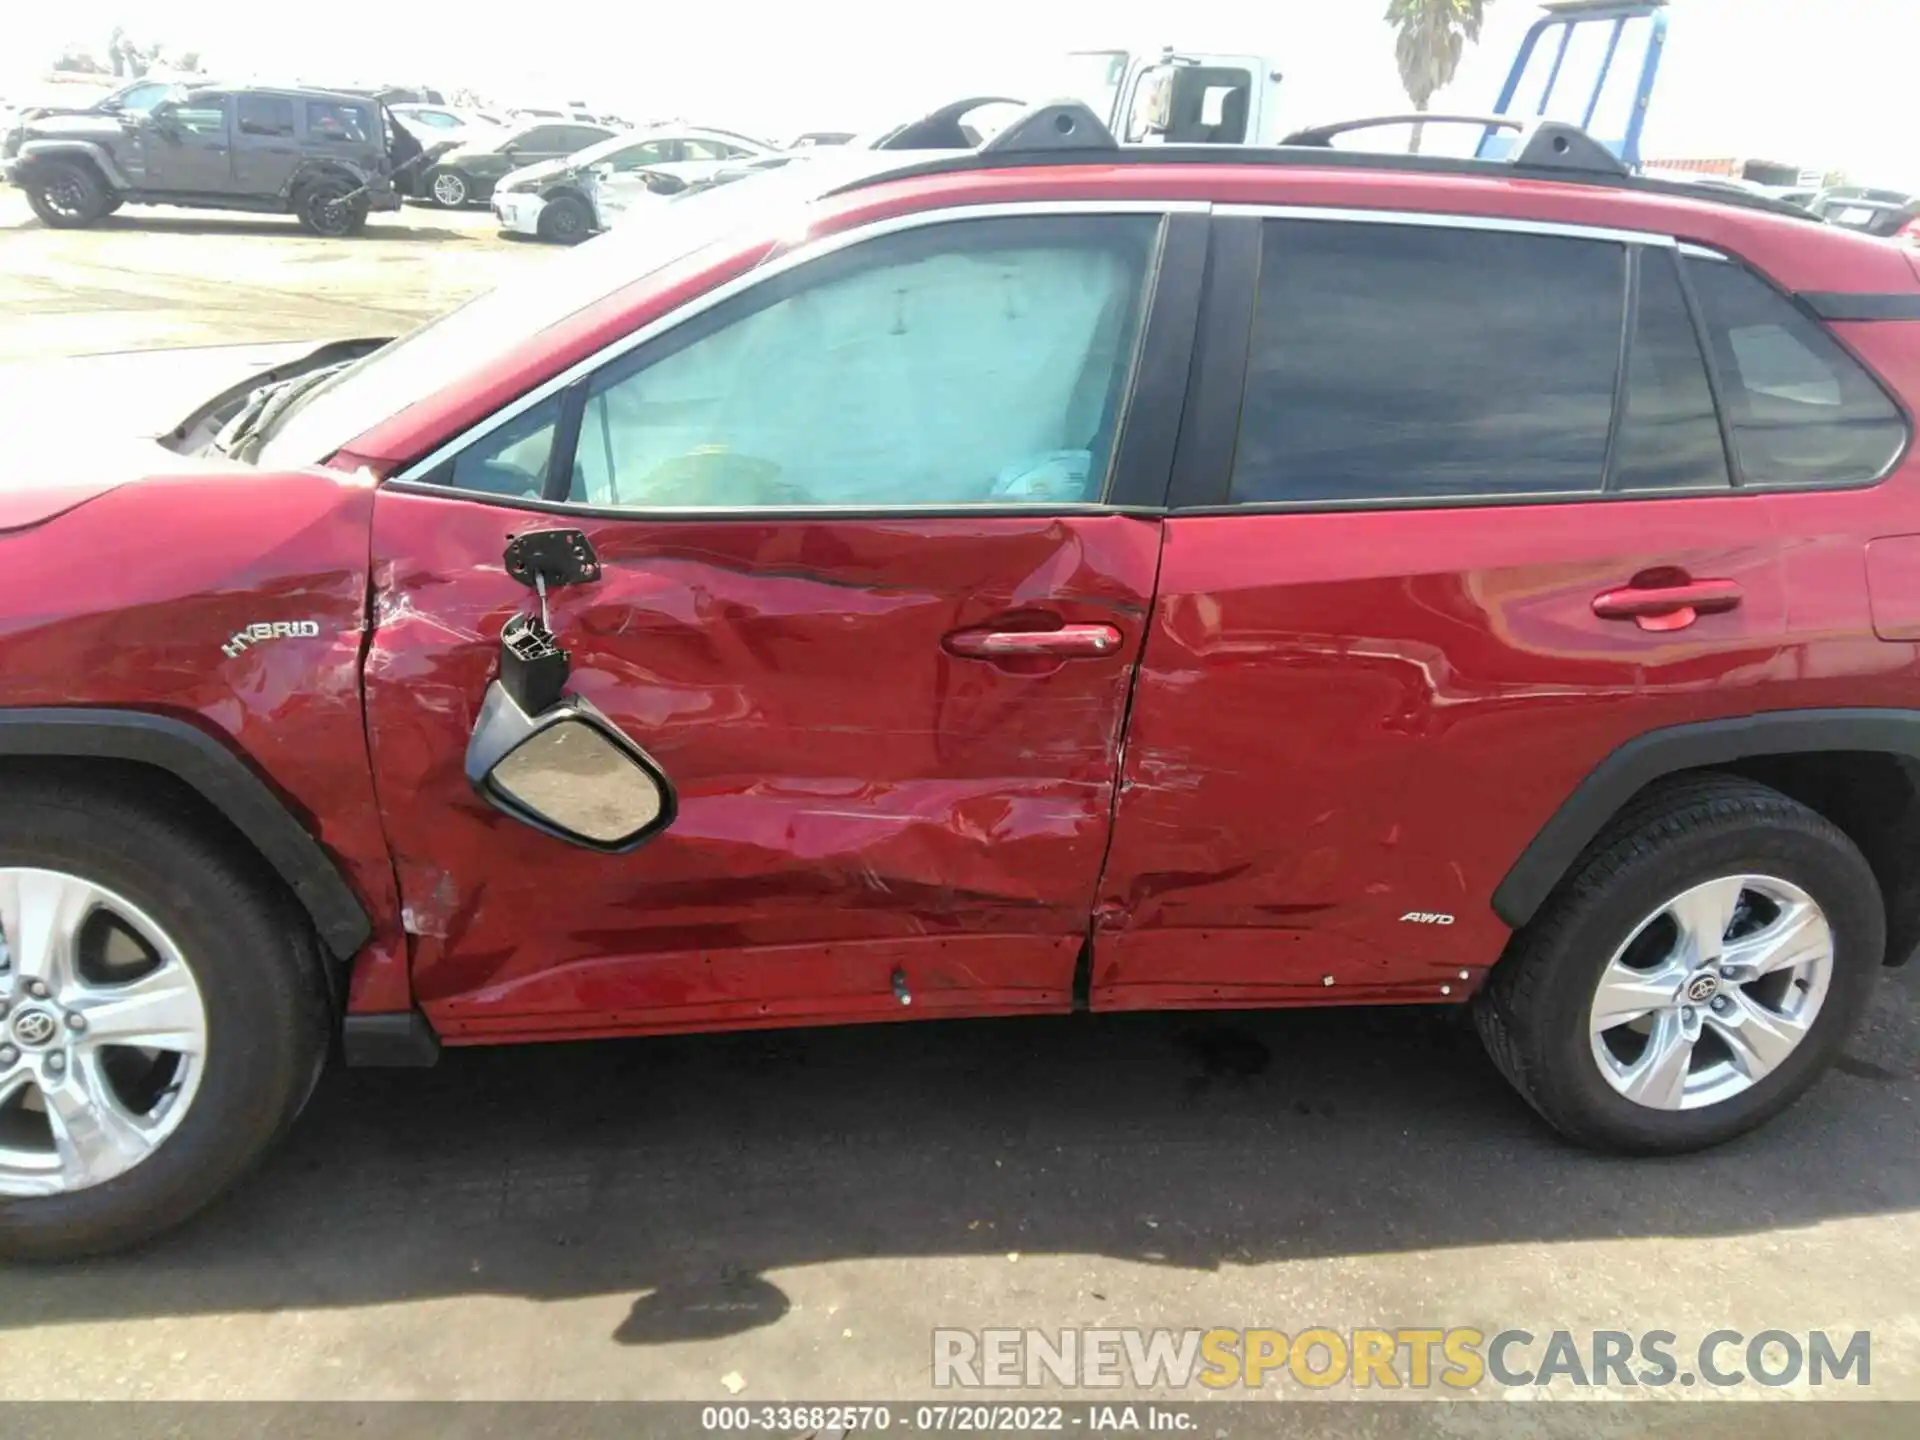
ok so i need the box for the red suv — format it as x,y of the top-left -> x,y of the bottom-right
4,106 -> 1917,1259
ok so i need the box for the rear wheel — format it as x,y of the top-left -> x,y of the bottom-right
536,193 -> 593,244
0,780 -> 331,1259
24,161 -> 111,228
426,168 -> 471,208
294,177 -> 369,238
1475,775 -> 1882,1153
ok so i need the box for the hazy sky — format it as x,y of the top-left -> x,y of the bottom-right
7,1 -> 1916,185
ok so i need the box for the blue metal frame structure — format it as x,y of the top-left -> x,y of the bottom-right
1479,0 -> 1670,169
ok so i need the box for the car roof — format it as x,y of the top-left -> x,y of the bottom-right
189,84 -> 380,105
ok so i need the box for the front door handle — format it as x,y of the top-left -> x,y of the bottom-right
944,623 -> 1124,659
1592,579 -> 1743,633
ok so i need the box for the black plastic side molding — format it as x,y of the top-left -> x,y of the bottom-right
1798,293 -> 1920,323
341,1010 -> 441,1067
1493,709 -> 1920,929
0,708 -> 373,958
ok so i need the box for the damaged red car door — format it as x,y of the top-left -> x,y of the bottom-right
361,206 -> 1203,1041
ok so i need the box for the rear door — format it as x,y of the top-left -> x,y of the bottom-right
231,94 -> 300,195
1094,209 -> 1796,1010
364,206 -> 1205,1041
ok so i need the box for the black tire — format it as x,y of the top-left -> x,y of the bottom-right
425,167 -> 471,208
1475,774 -> 1882,1154
24,160 -> 112,228
99,196 -> 124,216
294,178 -> 369,238
536,192 -> 593,244
0,778 -> 331,1260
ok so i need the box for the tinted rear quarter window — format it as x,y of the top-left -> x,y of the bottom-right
1230,221 -> 1626,504
305,100 -> 373,144
1686,257 -> 1907,486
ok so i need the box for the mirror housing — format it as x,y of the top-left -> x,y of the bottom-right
465,677 -> 675,853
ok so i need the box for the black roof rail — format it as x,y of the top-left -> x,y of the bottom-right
1283,115 -> 1627,178
981,99 -> 1118,155
872,95 -> 1026,151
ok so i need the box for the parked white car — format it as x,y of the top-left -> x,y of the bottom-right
493,125 -> 780,243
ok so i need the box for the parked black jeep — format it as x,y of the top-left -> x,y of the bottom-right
2,85 -> 408,237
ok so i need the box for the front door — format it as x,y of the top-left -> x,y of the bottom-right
143,96 -> 233,193
1095,212 -> 1800,1010
364,208 -> 1203,1041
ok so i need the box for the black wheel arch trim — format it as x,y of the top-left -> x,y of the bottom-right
1493,708 -> 1920,932
0,708 -> 373,960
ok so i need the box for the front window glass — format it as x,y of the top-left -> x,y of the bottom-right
252,160 -> 885,467
560,215 -> 1157,509
172,98 -> 228,136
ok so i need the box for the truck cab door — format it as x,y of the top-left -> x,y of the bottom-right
1120,54 -> 1267,147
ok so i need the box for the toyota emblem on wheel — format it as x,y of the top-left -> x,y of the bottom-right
10,1009 -> 58,1047
1684,973 -> 1721,1005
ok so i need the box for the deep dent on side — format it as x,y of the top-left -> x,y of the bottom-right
363,496 -> 1157,1042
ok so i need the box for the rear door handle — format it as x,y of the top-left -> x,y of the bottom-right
944,623 -> 1124,659
1592,579 -> 1743,633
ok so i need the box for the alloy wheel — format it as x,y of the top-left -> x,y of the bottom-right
1588,874 -> 1833,1111
41,178 -> 90,219
431,172 -> 468,206
0,869 -> 208,1198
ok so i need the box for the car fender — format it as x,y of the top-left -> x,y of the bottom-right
15,138 -> 131,191
282,156 -> 376,200
0,708 -> 372,959
1493,709 -> 1920,964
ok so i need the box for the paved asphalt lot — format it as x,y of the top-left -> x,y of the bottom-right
0,188 -> 1916,1416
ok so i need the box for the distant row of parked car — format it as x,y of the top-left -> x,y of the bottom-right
0,74 -> 851,241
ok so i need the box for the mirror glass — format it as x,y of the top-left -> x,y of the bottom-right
491,719 -> 663,844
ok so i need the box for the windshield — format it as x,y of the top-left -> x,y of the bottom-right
1050,50 -> 1130,125
254,159 -> 881,468
565,131 -> 659,168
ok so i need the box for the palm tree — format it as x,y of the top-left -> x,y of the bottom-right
1386,0 -> 1492,153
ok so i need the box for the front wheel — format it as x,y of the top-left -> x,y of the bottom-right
1475,775 -> 1882,1154
536,193 -> 593,244
24,161 -> 111,228
0,780 -> 331,1259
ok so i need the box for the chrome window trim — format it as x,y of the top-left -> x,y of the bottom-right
1213,202 -> 1678,249
396,198 -> 1209,488
1679,242 -> 1733,261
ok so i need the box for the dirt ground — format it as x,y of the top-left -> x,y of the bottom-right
0,185 -> 1916,1419
0,189 -> 544,362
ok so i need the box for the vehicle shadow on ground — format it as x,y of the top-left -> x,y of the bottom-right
2,967 -> 1914,1342
22,214 -> 473,242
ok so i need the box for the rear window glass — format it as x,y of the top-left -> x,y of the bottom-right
1612,249 -> 1731,492
1230,220 -> 1625,504
1687,258 -> 1907,486
237,95 -> 295,138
